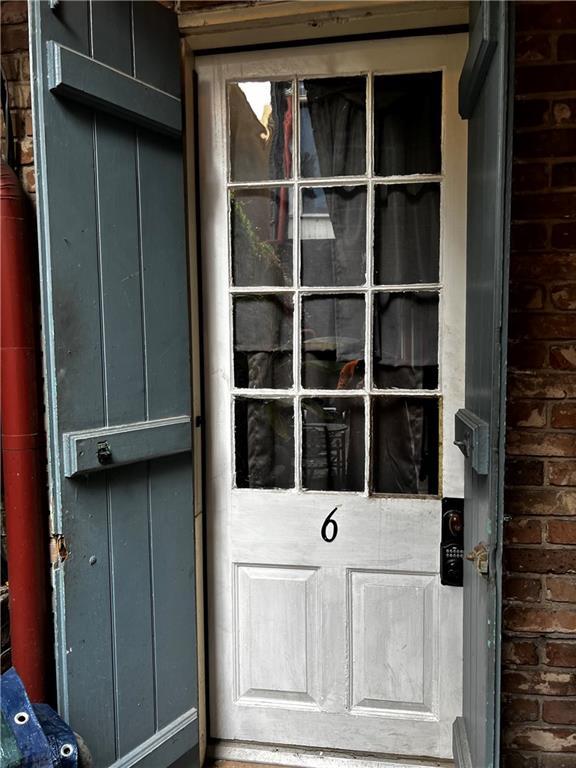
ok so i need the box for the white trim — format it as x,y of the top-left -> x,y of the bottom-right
210,741 -> 453,768
111,708 -> 198,768
452,717 -> 473,768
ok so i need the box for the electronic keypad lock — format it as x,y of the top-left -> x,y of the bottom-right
440,497 -> 464,587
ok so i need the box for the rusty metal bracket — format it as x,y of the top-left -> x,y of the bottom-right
466,541 -> 489,577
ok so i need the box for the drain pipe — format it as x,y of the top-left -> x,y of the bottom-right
1,158 -> 51,702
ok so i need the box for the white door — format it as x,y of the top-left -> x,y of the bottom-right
197,35 -> 467,761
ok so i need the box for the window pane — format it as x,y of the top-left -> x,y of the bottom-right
235,398 -> 294,488
229,81 -> 293,181
231,188 -> 293,287
374,184 -> 440,285
300,77 -> 366,178
373,292 -> 439,390
301,186 -> 367,287
234,295 -> 293,389
302,295 -> 365,390
372,397 -> 439,495
302,398 -> 364,491
374,72 -> 441,176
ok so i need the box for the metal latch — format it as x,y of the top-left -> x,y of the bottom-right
97,440 -> 113,466
466,542 -> 489,577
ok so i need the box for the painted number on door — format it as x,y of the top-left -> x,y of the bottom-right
321,507 -> 339,543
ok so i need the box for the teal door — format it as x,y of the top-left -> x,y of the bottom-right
30,2 -> 199,766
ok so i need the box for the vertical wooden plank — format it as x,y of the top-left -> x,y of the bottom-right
132,1 -> 181,96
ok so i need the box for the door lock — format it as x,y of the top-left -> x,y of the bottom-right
440,498 -> 464,587
466,542 -> 489,577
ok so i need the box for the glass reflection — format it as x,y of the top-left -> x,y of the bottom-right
231,188 -> 293,287
374,72 -> 442,177
235,398 -> 294,488
300,77 -> 366,178
302,295 -> 365,390
372,397 -> 439,495
301,186 -> 366,286
234,295 -> 293,389
374,184 -> 440,285
373,292 -> 439,390
302,398 -> 364,491
229,81 -> 293,181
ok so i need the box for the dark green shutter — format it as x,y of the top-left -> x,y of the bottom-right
454,2 -> 511,767
30,2 -> 198,766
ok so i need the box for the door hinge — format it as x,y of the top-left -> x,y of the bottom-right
49,534 -> 68,567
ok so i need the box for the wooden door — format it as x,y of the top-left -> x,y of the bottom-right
198,35 -> 467,761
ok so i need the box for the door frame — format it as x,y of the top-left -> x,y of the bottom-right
180,4 -> 507,767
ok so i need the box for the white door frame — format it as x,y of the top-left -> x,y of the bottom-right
182,7 -> 470,765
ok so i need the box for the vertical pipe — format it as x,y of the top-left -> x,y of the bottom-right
1,159 -> 50,702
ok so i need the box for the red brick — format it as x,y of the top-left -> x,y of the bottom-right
512,222 -> 549,251
540,756 -> 576,768
509,340 -> 550,370
504,575 -> 543,600
547,576 -> 576,602
510,313 -> 576,342
508,401 -> 547,428
504,605 -> 576,633
506,489 -> 576,517
504,518 -> 542,545
0,2 -> 27,24
548,519 -> 576,544
558,34 -> 576,63
549,461 -> 576,486
0,24 -> 28,53
503,669 -> 576,696
21,166 -> 35,194
502,754 -> 539,768
517,63 -> 576,95
504,724 -> 576,752
506,458 -> 545,486
550,345 -> 576,370
505,547 -> 576,574
552,99 -> 576,126
551,284 -> 576,310
513,193 -> 576,221
515,129 -> 576,160
552,404 -> 576,428
552,224 -> 576,250
508,431 -> 576,457
503,639 -> 540,666
545,641 -> 576,667
511,254 -> 576,282
543,699 -> 576,725
515,99 -> 551,129
514,163 -> 550,192
503,695 -> 540,723
508,372 -> 576,399
516,3 -> 576,31
510,283 -> 546,310
552,163 -> 576,189
517,34 -> 553,63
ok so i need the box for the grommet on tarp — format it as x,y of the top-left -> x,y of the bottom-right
0,667 -> 84,767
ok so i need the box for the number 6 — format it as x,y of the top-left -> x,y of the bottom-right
321,507 -> 339,543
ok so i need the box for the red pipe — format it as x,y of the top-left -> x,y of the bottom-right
1,159 -> 50,702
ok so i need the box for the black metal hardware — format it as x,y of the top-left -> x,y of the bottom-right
96,441 -> 113,466
440,497 -> 464,587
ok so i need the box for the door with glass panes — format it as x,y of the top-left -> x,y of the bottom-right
197,35 -> 467,760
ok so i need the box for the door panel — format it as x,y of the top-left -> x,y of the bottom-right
30,3 -> 198,766
198,36 -> 466,759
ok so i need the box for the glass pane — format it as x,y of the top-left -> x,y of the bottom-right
374,184 -> 440,285
231,188 -> 293,287
374,72 -> 441,176
229,81 -> 293,181
301,186 -> 367,286
372,397 -> 439,495
300,77 -> 366,178
235,398 -> 294,488
373,292 -> 439,389
233,295 -> 293,389
302,398 -> 364,491
302,295 -> 365,390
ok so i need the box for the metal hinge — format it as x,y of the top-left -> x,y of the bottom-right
49,534 -> 68,567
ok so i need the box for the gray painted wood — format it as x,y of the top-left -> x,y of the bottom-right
46,42 -> 182,136
456,3 -> 511,767
30,3 -> 198,767
63,416 -> 192,476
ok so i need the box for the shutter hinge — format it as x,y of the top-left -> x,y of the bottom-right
49,534 -> 68,567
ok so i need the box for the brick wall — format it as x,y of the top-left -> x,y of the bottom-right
503,3 -> 576,766
1,1 -> 34,199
